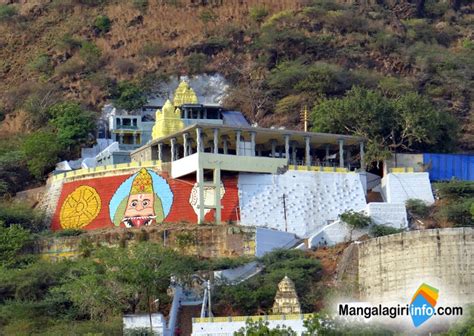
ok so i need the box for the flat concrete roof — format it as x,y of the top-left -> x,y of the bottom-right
132,123 -> 365,155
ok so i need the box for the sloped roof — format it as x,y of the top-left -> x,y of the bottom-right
222,111 -> 250,127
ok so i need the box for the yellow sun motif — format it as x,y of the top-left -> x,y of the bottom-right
59,186 -> 101,229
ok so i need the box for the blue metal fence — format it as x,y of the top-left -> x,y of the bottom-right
423,153 -> 474,181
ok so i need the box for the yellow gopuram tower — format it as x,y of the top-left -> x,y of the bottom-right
173,80 -> 198,106
151,80 -> 198,140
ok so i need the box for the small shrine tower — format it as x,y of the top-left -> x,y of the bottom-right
272,276 -> 301,315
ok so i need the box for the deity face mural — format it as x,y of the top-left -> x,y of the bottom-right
110,168 -> 172,228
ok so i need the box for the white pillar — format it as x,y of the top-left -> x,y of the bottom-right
250,131 -> 256,157
360,141 -> 365,171
183,133 -> 189,157
284,135 -> 290,163
170,138 -> 176,162
158,143 -> 162,161
236,130 -> 241,156
214,167 -> 221,224
222,135 -> 229,154
291,141 -> 297,165
271,139 -> 277,157
305,136 -> 311,168
197,167 -> 205,224
196,127 -> 202,153
213,128 -> 219,154
339,139 -> 344,168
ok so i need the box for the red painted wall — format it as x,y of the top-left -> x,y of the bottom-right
51,170 -> 239,231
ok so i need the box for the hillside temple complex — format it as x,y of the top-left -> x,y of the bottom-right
43,79 -> 434,249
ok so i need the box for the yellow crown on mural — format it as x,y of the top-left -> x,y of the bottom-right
130,168 -> 153,195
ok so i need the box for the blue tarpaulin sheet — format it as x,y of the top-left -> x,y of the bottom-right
423,153 -> 474,181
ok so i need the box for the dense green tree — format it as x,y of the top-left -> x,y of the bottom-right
48,102 -> 96,151
112,81 -> 147,111
214,249 -> 321,315
21,131 -> 61,179
0,223 -> 31,268
0,203 -> 45,233
311,87 -> 457,164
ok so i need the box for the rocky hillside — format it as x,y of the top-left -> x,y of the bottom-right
0,0 -> 472,144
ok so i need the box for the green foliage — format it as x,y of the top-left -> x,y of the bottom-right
372,32 -> 399,54
340,210 -> 371,230
249,6 -> 269,24
369,225 -> 404,238
234,319 -> 296,335
214,249 -> 321,315
406,199 -> 430,217
175,231 -> 196,248
199,9 -> 217,25
124,328 -> 158,336
436,198 -> 474,227
0,148 -> 29,196
21,131 -> 61,179
0,223 -> 32,268
61,243 -> 201,320
28,54 -> 53,75
79,41 -> 102,70
48,102 -> 96,151
0,203 -> 45,233
111,81 -> 147,111
187,52 -> 207,75
442,304 -> 474,336
434,180 -> 474,200
93,15 -> 111,34
0,4 -> 17,21
311,87 -> 457,164
55,33 -> 83,52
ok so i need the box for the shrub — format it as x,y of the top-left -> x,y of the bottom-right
93,15 -> 111,34
340,210 -> 371,242
370,225 -> 404,237
199,9 -> 217,25
436,198 -> 474,227
79,41 -> 102,69
0,224 -> 32,268
249,6 -> 269,24
175,231 -> 196,248
372,32 -> 399,54
28,54 -> 53,75
0,203 -> 45,233
55,57 -> 84,77
0,4 -> 17,22
186,53 -> 207,75
406,199 -> 430,217
434,180 -> 474,200
55,33 -> 82,52
340,210 -> 371,230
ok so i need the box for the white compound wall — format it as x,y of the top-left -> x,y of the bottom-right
366,203 -> 408,229
192,318 -> 306,336
238,171 -> 366,237
381,173 -> 434,205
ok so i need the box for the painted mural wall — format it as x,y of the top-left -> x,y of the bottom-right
51,168 -> 239,231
